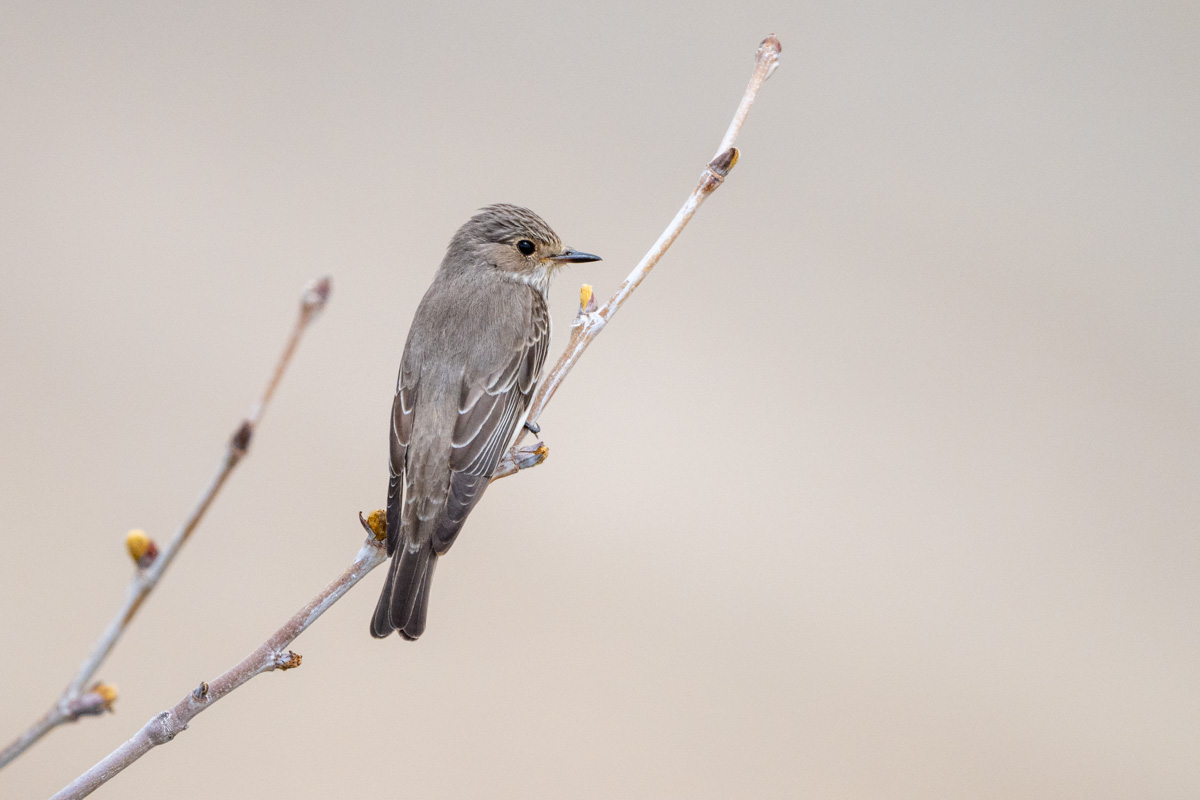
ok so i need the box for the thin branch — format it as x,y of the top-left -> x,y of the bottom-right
50,35 -> 781,797
50,538 -> 386,800
0,277 -> 331,770
504,34 -> 782,456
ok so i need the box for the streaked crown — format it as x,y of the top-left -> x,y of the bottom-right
450,204 -> 563,251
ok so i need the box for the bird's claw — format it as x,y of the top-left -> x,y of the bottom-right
524,420 -> 541,435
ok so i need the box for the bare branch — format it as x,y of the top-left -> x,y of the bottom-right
49,34 -> 781,796
0,277 -> 331,769
50,538 -> 386,800
504,34 -> 781,456
716,34 -> 782,157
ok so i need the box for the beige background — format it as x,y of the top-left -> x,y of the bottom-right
2,2 -> 1198,798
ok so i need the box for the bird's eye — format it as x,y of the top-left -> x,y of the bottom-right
516,239 -> 536,256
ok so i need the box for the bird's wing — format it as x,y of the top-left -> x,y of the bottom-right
433,292 -> 550,554
384,360 -> 416,556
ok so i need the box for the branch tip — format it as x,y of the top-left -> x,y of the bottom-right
757,34 -> 782,78
301,276 -> 332,314
759,33 -> 782,57
579,284 -> 595,314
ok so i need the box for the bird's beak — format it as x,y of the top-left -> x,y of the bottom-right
549,248 -> 602,264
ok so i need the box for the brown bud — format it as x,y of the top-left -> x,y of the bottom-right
710,147 -> 739,177
229,420 -> 253,454
276,651 -> 302,671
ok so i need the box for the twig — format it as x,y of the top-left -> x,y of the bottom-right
50,538 -> 386,800
503,34 -> 782,456
0,277 -> 331,770
50,35 -> 780,797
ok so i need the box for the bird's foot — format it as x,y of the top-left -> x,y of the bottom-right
524,420 -> 541,435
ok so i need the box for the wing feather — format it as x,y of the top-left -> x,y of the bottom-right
432,292 -> 549,554
384,366 -> 416,556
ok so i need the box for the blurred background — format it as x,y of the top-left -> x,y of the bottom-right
1,2 -> 1197,798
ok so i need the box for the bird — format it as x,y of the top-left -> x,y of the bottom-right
370,204 -> 601,640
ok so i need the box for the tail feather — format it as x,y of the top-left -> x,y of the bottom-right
369,555 -> 397,638
369,541 -> 436,641
388,542 -> 429,629
399,556 -> 436,640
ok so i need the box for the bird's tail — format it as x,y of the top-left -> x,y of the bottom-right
370,542 -> 437,640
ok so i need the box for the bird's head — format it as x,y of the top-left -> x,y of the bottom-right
445,204 -> 601,287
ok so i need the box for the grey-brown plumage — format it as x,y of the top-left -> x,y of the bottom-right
371,204 -> 600,640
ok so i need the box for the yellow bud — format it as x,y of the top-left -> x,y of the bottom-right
91,683 -> 118,709
366,509 -> 387,541
579,284 -> 593,310
125,530 -> 150,562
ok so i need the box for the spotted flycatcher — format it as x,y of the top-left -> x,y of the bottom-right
370,204 -> 601,640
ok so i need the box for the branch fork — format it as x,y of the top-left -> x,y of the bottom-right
45,34 -> 781,799
0,277 -> 332,769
